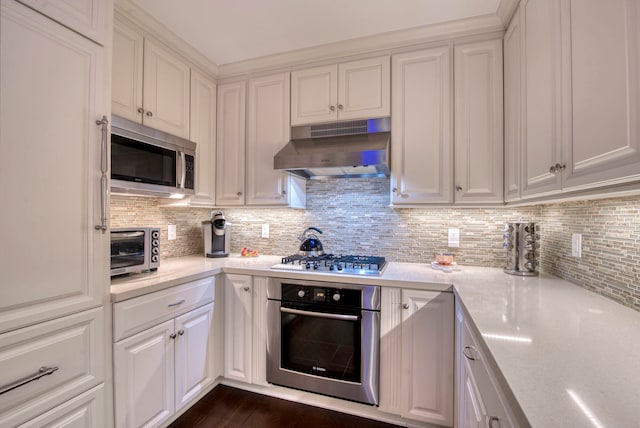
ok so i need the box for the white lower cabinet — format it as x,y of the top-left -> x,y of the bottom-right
223,274 -> 269,386
456,302 -> 517,428
0,308 -> 105,428
380,288 -> 454,426
113,278 -> 215,428
18,385 -> 105,428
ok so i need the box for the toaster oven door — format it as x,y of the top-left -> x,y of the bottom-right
111,230 -> 147,272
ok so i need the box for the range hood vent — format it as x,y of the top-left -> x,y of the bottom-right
274,117 -> 390,179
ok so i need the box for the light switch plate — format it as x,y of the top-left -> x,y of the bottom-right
448,228 -> 460,247
168,224 -> 177,240
571,233 -> 582,257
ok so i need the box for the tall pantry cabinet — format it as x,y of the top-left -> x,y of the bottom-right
0,1 -> 112,427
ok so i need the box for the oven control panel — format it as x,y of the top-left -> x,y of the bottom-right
281,284 -> 361,308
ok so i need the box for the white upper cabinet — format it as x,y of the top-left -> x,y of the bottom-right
112,18 -> 191,138
508,0 -> 640,201
291,56 -> 390,125
0,1 -> 108,333
391,47 -> 453,205
17,0 -> 108,45
454,39 -> 504,204
504,7 -> 523,203
247,72 -> 291,206
562,0 -> 640,190
216,81 -> 246,206
520,0 -> 564,199
189,69 -> 217,207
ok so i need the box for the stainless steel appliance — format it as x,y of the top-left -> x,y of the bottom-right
110,115 -> 196,197
267,278 -> 380,405
503,222 -> 539,276
110,228 -> 160,276
203,211 -> 230,258
298,227 -> 325,256
271,254 -> 387,276
273,117 -> 390,179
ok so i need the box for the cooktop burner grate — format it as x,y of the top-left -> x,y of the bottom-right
272,254 -> 387,276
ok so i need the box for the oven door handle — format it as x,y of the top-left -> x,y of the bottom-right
280,306 -> 359,321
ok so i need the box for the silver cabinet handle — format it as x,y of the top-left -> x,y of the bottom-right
456,185 -> 463,192
237,191 -> 243,196
403,303 -> 410,309
329,105 -> 336,111
94,116 -> 108,233
488,416 -> 500,427
463,346 -> 476,360
550,163 -> 566,174
280,306 -> 359,321
168,299 -> 186,308
137,107 -> 144,114
338,104 -> 344,110
145,111 -> 153,117
243,287 -> 250,292
178,329 -> 185,336
170,333 -> 177,339
0,366 -> 59,396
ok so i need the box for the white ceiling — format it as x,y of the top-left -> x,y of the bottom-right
131,0 -> 501,66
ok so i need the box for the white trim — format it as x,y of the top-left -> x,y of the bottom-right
497,0 -> 521,27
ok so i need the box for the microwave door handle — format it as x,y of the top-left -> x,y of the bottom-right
177,150 -> 185,189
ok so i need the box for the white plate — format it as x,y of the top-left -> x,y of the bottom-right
431,261 -> 459,272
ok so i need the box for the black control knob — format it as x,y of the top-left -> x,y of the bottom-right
313,262 -> 319,270
329,264 -> 335,271
297,289 -> 306,298
305,262 -> 311,269
332,292 -> 341,302
337,263 -> 343,271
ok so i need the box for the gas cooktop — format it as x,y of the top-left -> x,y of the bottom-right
271,254 -> 387,276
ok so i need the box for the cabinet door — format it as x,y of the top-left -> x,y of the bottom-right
224,275 -> 253,383
563,0 -> 640,190
247,73 -> 290,206
338,56 -> 390,120
112,18 -> 144,123
174,303 -> 214,411
216,81 -> 246,205
401,290 -> 454,426
143,39 -> 191,138
454,39 -> 504,204
17,0 -> 108,45
520,0 -> 564,198
291,64 -> 338,125
189,69 -> 217,207
504,8 -> 523,203
114,321 -> 175,428
0,1 -> 107,333
458,357 -> 485,428
391,47 -> 453,204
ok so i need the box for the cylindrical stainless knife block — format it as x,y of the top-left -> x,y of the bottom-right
503,222 -> 539,276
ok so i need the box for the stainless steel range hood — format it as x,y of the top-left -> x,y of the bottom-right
274,117 -> 390,179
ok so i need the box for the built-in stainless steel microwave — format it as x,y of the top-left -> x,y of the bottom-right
111,228 -> 160,276
110,115 -> 196,197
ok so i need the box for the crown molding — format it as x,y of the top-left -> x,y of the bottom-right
114,0 -> 219,76
497,0 -> 521,27
217,13 -> 504,78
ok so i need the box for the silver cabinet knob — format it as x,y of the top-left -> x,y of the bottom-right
243,286 -> 250,292
237,191 -> 243,196
338,104 -> 344,110
137,107 -> 144,114
170,333 -> 177,339
402,303 -> 409,309
456,186 -> 463,192
178,329 -> 185,336
488,416 -> 500,428
463,346 -> 476,360
329,105 -> 336,111
145,111 -> 153,117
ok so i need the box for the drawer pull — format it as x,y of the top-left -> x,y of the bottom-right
463,346 -> 476,361
0,366 -> 59,396
178,329 -> 185,336
168,300 -> 186,308
488,416 -> 500,427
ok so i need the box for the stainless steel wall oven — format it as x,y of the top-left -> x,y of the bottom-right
267,278 -> 380,405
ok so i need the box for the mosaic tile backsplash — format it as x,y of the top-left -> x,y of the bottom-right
111,179 -> 640,311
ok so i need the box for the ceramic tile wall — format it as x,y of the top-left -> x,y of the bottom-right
110,182 -> 640,311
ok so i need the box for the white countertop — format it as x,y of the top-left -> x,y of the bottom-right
111,255 -> 640,428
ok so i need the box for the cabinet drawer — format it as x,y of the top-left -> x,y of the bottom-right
18,384 -> 105,428
0,308 -> 105,427
113,277 -> 215,341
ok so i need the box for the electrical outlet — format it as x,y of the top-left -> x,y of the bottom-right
448,228 -> 460,247
571,233 -> 582,258
168,224 -> 177,241
261,224 -> 269,238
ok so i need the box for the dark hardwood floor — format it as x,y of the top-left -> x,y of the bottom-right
168,385 -> 403,428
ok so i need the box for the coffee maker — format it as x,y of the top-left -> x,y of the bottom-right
203,211 -> 230,258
